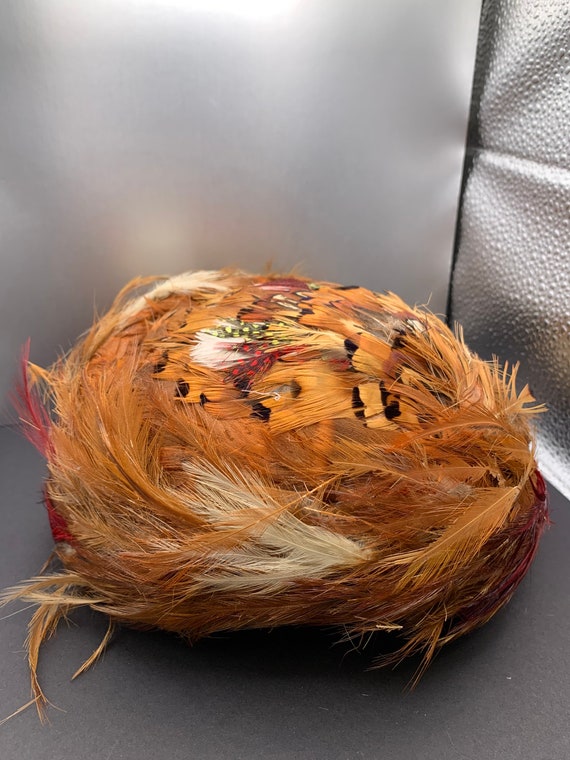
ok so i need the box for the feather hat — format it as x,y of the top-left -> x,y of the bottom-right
4,270 -> 548,714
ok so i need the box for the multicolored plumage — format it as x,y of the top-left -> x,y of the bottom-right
3,270 -> 548,716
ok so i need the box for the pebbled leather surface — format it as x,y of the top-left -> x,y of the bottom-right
452,0 -> 570,499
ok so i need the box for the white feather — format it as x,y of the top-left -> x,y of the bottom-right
119,270 -> 234,326
190,332 -> 248,370
180,461 -> 370,592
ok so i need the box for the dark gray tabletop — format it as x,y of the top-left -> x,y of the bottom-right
1,425 -> 568,759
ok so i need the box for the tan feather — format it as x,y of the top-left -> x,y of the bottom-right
2,269 -> 549,719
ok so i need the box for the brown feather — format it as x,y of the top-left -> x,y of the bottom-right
2,269 -> 549,719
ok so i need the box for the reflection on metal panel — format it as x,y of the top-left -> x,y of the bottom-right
0,0 -> 481,412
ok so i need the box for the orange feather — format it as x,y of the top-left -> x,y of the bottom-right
2,270 -> 548,718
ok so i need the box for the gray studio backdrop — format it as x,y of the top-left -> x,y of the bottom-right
0,0 -> 482,415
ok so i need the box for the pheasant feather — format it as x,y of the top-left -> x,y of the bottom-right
3,270 -> 548,716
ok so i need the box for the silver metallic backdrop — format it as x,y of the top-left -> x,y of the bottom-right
0,0 -> 481,415
452,0 -> 570,498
